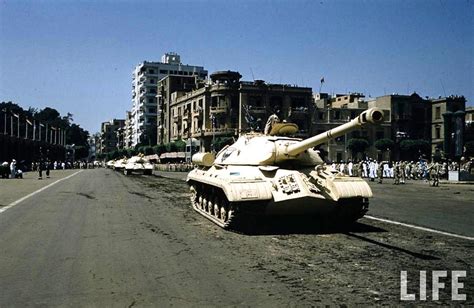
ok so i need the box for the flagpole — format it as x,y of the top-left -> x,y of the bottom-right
46,123 -> 48,143
25,119 -> 28,139
33,120 -> 36,141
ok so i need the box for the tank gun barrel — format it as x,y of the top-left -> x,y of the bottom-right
285,107 -> 384,157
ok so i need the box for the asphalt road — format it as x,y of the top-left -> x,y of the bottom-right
0,169 -> 472,306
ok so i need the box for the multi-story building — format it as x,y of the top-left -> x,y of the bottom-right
157,75 -> 198,144
368,93 -> 467,160
123,111 -> 133,149
99,119 -> 125,154
431,96 -> 466,159
466,106 -> 474,143
130,52 -> 207,147
313,93 -> 391,162
164,71 -> 313,154
369,93 -> 431,141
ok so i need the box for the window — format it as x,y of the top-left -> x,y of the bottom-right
160,70 -> 168,74
435,126 -> 441,139
376,131 -> 384,139
435,107 -> 441,119
318,112 -> 324,120
149,69 -> 155,74
149,108 -> 156,114
334,110 -> 341,120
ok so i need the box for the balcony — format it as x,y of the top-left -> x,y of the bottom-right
192,127 -> 236,137
210,106 -> 227,114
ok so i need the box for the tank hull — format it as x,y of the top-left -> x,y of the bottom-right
187,165 -> 371,229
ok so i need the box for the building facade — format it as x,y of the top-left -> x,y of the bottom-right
431,96 -> 466,159
162,71 -> 313,153
313,93 -> 391,162
99,119 -> 125,154
130,52 -> 207,147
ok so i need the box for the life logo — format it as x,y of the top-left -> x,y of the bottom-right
400,270 -> 468,301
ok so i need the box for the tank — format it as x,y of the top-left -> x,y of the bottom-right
124,154 -> 154,175
105,159 -> 115,169
187,107 -> 384,230
113,157 -> 127,171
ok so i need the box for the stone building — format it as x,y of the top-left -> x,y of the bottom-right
465,106 -> 474,144
162,71 -> 313,153
313,93 -> 391,162
430,96 -> 466,159
368,93 -> 467,160
99,119 -> 125,154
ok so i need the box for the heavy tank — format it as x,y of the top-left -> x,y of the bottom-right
124,154 -> 154,175
113,157 -> 127,171
187,108 -> 384,230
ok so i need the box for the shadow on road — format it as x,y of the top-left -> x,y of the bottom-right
240,217 -> 387,236
345,233 -> 440,260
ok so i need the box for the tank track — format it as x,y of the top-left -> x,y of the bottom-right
334,197 -> 369,223
188,182 -> 265,231
189,183 -> 239,229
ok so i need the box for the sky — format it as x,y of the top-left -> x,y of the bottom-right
0,0 -> 472,134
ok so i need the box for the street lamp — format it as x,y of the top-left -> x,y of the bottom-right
210,113 -> 216,153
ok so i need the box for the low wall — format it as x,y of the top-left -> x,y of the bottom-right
154,163 -> 193,172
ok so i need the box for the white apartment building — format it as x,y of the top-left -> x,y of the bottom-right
130,52 -> 207,147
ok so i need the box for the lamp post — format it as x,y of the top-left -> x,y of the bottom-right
210,113 -> 216,153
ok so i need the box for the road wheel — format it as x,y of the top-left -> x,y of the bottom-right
220,202 -> 228,223
214,198 -> 220,219
190,186 -> 198,208
208,197 -> 214,215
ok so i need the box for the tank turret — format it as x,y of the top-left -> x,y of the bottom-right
187,108 -> 384,231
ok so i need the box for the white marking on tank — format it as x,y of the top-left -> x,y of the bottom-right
364,215 -> 474,241
0,170 -> 83,214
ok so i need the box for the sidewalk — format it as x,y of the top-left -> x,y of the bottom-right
0,169 -> 80,206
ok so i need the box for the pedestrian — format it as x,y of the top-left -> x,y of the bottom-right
348,160 -> 353,176
45,150 -> 50,178
429,162 -> 441,187
400,161 -> 406,184
10,159 -> 16,179
377,161 -> 384,184
393,162 -> 401,185
339,161 -> 345,174
363,160 -> 368,178
369,159 -> 376,181
38,149 -> 44,180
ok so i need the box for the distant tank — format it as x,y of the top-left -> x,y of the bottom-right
106,160 -> 115,169
124,154 -> 154,175
113,158 -> 127,171
187,108 -> 384,230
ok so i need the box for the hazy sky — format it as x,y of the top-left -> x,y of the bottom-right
0,0 -> 472,134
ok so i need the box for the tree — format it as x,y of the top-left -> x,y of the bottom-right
174,140 -> 186,152
153,144 -> 166,155
144,146 -> 154,155
374,138 -> 395,152
347,138 -> 369,158
399,139 -> 431,160
465,141 -> 474,157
